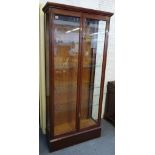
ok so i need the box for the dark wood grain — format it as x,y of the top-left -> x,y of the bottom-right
42,2 -> 113,17
76,13 -> 83,131
49,127 -> 101,151
49,8 -> 55,139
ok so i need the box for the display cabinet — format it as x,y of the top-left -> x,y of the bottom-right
42,2 -> 113,151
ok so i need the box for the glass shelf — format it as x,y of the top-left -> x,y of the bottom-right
54,64 -> 102,70
83,64 -> 102,68
55,64 -> 78,70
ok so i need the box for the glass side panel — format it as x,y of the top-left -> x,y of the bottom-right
53,15 -> 80,136
80,18 -> 106,129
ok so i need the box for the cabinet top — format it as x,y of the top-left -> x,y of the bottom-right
42,2 -> 113,17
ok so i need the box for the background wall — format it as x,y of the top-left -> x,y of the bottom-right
39,0 -> 115,134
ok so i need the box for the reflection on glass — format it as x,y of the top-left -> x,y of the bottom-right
53,15 -> 80,136
80,18 -> 106,129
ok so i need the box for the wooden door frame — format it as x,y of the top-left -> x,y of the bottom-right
50,8 -> 82,139
79,13 -> 111,130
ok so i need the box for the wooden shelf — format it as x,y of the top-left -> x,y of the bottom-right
54,122 -> 75,136
80,118 -> 97,129
54,118 -> 97,136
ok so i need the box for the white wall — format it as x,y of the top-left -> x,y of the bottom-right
39,0 -> 115,133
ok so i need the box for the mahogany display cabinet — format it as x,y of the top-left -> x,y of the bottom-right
42,2 -> 113,151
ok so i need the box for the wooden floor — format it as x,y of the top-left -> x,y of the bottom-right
54,118 -> 97,136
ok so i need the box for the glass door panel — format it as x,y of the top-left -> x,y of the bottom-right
80,18 -> 106,129
53,14 -> 80,136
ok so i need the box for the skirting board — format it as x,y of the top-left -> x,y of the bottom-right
48,127 -> 101,152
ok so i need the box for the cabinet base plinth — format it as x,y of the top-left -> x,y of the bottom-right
48,127 -> 101,152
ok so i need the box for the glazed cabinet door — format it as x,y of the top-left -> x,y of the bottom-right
43,2 -> 113,151
80,15 -> 107,129
52,10 -> 81,137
